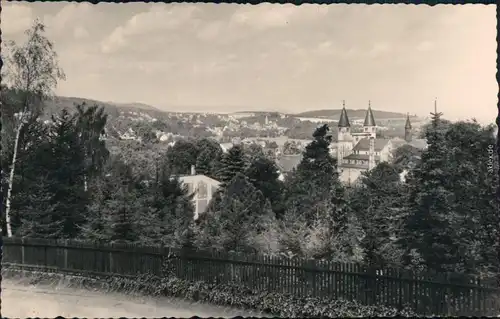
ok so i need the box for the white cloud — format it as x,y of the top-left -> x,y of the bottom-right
1,4 -> 34,35
101,4 -> 201,53
369,42 -> 391,57
73,26 -> 89,39
51,3 -> 92,30
197,20 -> 224,41
230,4 -> 329,30
416,41 -> 433,52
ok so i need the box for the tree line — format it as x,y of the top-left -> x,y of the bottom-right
2,21 -> 499,279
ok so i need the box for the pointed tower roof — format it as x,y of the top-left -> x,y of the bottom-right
363,100 -> 376,126
405,113 -> 412,129
338,100 -> 350,127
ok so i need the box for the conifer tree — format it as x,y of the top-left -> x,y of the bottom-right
195,148 -> 214,176
17,110 -> 87,239
285,124 -> 345,224
216,145 -> 246,188
244,155 -> 284,217
195,173 -> 273,252
349,162 -> 406,267
400,109 -> 458,272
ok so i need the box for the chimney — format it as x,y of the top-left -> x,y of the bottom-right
368,137 -> 375,170
190,165 -> 196,176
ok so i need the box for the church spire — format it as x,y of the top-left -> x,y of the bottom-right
405,112 -> 412,129
338,100 -> 350,127
363,100 -> 376,127
405,112 -> 412,142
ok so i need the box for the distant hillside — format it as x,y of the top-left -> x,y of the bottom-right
42,96 -> 165,119
107,102 -> 160,112
294,109 -> 408,119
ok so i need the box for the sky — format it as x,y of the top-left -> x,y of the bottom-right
2,2 -> 497,123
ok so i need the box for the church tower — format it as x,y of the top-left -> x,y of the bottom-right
363,101 -> 377,139
337,101 -> 351,170
405,112 -> 412,142
368,136 -> 375,170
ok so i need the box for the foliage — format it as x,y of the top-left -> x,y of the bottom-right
2,268 -> 419,318
195,138 -> 223,178
195,173 -> 275,252
349,162 -> 406,267
163,139 -> 199,175
244,154 -> 285,218
15,110 -> 88,238
2,19 -> 66,236
215,145 -> 246,188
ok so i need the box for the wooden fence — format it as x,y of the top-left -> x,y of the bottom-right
2,237 -> 499,316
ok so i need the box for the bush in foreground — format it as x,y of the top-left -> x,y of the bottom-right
2,266 -> 418,318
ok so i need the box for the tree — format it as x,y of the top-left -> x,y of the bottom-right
349,162 -> 406,267
392,144 -> 422,170
2,20 -> 65,237
244,155 -> 285,218
17,110 -> 87,239
216,145 -> 246,188
195,148 -> 214,176
195,173 -> 274,252
399,110 -> 458,272
243,143 -> 265,165
137,168 -> 195,247
418,118 -> 451,139
195,138 -> 223,178
442,121 -> 499,274
284,124 -> 345,224
164,139 -> 198,175
74,103 -> 109,192
279,124 -> 359,260
80,156 -> 139,242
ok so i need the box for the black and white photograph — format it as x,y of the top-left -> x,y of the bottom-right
1,2 -> 499,317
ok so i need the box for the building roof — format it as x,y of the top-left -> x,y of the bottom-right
363,106 -> 376,127
178,174 -> 220,186
352,138 -> 390,152
276,154 -> 303,172
344,154 -> 381,161
407,139 -> 427,149
338,107 -> 351,128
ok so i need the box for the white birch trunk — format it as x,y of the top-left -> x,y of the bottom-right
84,174 -> 88,192
5,121 -> 24,237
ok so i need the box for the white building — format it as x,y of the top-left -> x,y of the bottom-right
178,166 -> 220,220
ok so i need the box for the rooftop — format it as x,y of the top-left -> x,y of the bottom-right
352,138 -> 390,151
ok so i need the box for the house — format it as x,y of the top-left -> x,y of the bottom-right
178,166 -> 220,220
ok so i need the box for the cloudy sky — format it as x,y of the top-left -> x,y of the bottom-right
2,3 -> 497,123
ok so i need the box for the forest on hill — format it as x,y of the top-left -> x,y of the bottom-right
295,109 -> 413,119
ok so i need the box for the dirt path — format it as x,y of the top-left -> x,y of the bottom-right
1,279 -> 268,318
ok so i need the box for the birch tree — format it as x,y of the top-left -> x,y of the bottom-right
2,20 -> 65,237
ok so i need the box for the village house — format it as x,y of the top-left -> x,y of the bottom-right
178,165 -> 220,220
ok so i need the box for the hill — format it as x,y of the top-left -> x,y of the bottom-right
294,109 -> 408,119
106,102 -> 160,112
43,96 -> 162,117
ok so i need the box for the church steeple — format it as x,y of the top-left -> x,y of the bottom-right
338,100 -> 351,128
363,101 -> 376,127
363,100 -> 377,138
405,113 -> 412,142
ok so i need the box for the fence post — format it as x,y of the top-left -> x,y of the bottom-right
64,240 -> 68,269
109,251 -> 114,273
21,237 -> 25,264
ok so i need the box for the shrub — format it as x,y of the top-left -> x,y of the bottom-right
2,265 -> 418,317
